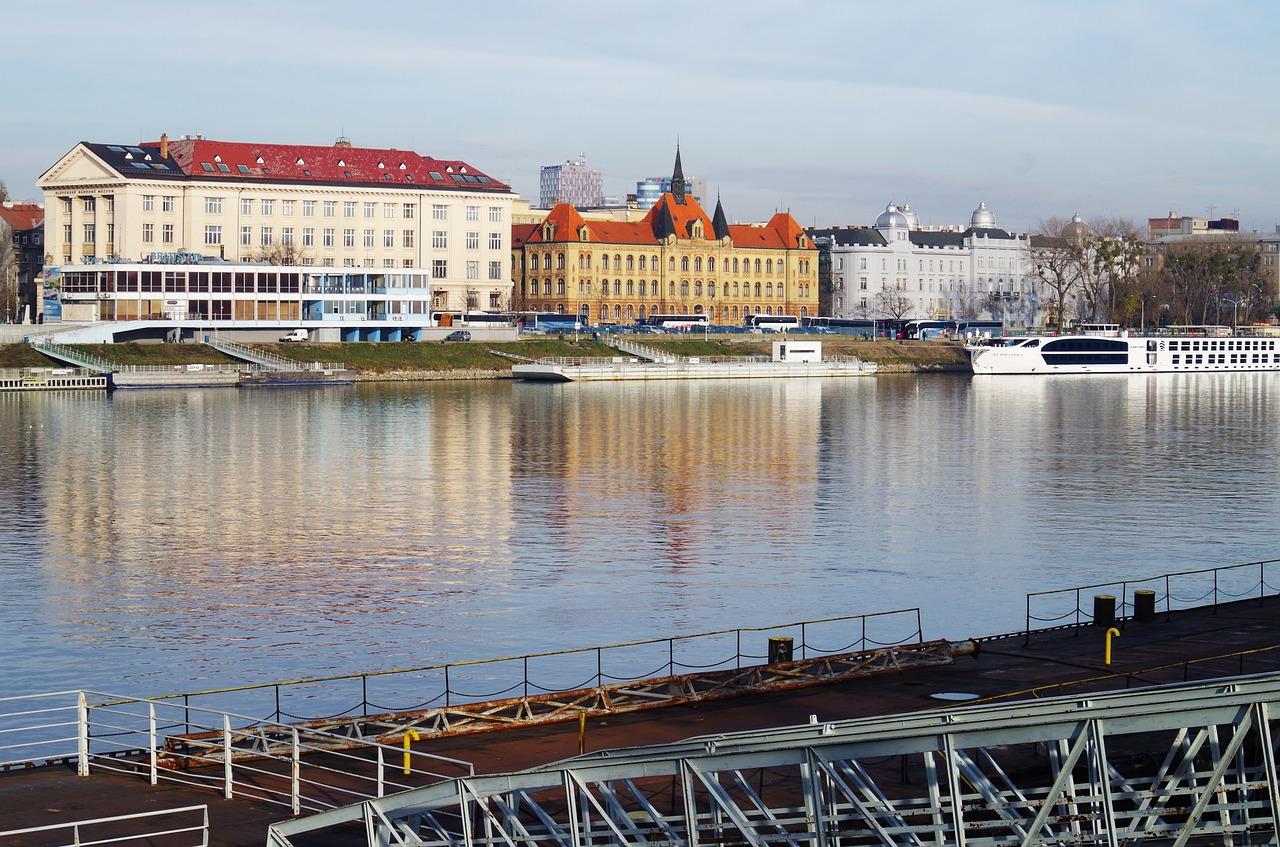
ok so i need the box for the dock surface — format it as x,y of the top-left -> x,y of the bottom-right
2,597 -> 1277,846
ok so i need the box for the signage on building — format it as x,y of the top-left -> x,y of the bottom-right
146,252 -> 205,265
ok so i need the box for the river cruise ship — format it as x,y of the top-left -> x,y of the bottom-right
969,325 -> 1280,375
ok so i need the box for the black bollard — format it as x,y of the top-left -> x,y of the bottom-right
1093,594 -> 1116,629
1134,589 -> 1156,622
768,636 -> 794,664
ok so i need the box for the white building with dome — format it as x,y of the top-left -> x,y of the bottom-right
808,201 -> 1042,328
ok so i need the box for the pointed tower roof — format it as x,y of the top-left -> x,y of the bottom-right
670,145 -> 687,206
712,195 -> 731,240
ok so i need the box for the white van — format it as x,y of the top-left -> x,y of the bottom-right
279,329 -> 308,342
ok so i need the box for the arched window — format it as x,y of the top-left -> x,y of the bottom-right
694,257 -> 703,273
680,257 -> 689,272
543,279 -> 551,295
733,258 -> 739,273
527,281 -> 537,295
613,280 -> 621,295
669,281 -> 676,296
708,282 -> 716,298
639,255 -> 647,271
544,253 -> 552,270
530,254 -> 540,271
680,280 -> 689,297
626,279 -> 634,295
626,255 -> 634,271
556,303 -> 565,314
694,304 -> 704,314
639,304 -> 647,319
732,306 -> 739,320
638,280 -> 646,296
765,283 -> 773,298
652,255 -> 658,269
614,305 -> 622,319
556,278 -> 565,295
733,282 -> 740,297
694,281 -> 703,296
668,257 -> 676,272
755,282 -> 761,297
613,255 -> 621,271
626,304 -> 634,319
708,257 -> 716,272
766,306 -> 773,316
765,259 -> 773,274
556,253 -> 565,270
754,259 -> 762,273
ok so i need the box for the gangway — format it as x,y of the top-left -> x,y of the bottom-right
204,335 -> 306,371
269,669 -> 1280,847
612,337 -> 683,363
27,336 -> 117,372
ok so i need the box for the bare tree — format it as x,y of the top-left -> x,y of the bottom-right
1075,217 -> 1144,324
1158,237 -> 1266,326
248,240 -> 309,265
875,287 -> 914,321
1031,217 -> 1081,331
0,179 -> 9,203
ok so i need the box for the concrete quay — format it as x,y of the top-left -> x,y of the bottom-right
1,595 -> 1277,847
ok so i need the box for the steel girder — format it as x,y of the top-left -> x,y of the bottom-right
267,671 -> 1280,847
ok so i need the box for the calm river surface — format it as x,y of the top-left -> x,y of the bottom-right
1,372 -> 1278,700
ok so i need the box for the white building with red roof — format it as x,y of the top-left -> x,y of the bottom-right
38,135 -> 518,315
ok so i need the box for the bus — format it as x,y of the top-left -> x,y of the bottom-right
956,320 -> 1003,340
744,314 -> 800,333
643,314 -> 710,330
432,311 -> 514,328
802,317 -> 876,338
517,311 -> 582,333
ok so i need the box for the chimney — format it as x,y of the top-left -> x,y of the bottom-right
160,133 -> 169,159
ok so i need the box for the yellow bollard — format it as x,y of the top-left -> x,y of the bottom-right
403,729 -> 420,775
1105,627 -> 1120,665
579,712 -> 587,755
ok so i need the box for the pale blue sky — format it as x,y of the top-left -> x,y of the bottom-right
5,1 -> 1278,233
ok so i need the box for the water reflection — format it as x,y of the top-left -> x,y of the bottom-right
1,373 -> 1278,698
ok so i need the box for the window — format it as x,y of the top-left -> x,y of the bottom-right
433,204 -> 447,220
143,223 -> 154,243
364,202 -> 375,217
489,260 -> 502,280
344,201 -> 355,217
385,203 -> 398,218
303,228 -> 315,247
241,198 -> 254,215
201,225 -> 220,245
467,261 -> 479,280
489,232 -> 502,250
261,199 -> 274,215
282,227 -> 294,245
205,197 -> 222,214
83,197 -> 95,213
163,196 -> 174,213
323,201 -> 336,217
403,230 -> 414,248
403,204 -> 416,219
343,228 -> 355,247
240,226 -> 252,246
363,229 -> 374,248
61,197 -> 72,214
489,206 -> 502,222
433,231 -> 447,248
303,200 -> 315,216
466,205 -> 479,221
83,223 -> 96,243
432,259 -> 447,277
323,228 -> 335,247
466,231 -> 480,250
261,227 -> 273,245
282,200 -> 295,216
142,195 -> 154,212
162,224 -> 174,244
384,229 -> 395,247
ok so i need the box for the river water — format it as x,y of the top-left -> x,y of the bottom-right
1,372 -> 1278,701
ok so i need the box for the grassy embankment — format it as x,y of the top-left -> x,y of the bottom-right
0,337 -> 970,377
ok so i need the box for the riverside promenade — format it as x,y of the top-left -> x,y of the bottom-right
2,595 -> 1278,847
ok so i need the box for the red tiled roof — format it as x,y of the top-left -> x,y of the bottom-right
154,138 -> 511,192
522,197 -> 812,251
0,203 -> 44,231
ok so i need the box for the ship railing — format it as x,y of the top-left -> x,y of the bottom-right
532,355 -> 769,366
1024,556 -> 1279,644
0,690 -> 473,815
81,610 -> 923,741
109,364 -> 248,374
0,805 -> 209,847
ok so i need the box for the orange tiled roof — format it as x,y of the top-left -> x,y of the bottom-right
0,203 -> 44,231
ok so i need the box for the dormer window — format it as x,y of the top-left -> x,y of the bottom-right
337,159 -> 345,167
445,166 -> 454,173
399,163 -> 407,170
295,158 -> 304,165
214,155 -> 222,162
144,154 -> 152,161
578,225 -> 590,242
124,152 -> 134,160
256,157 -> 265,164
459,167 -> 467,174
377,161 -> 385,169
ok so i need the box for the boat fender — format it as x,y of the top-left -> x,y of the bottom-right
950,639 -> 981,660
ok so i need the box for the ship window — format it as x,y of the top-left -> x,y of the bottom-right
1172,355 -> 1180,364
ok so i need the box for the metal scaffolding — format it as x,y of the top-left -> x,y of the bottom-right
268,670 -> 1280,847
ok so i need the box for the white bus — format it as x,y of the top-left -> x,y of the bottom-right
643,314 -> 710,330
745,314 -> 799,332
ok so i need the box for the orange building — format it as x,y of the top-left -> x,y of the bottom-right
512,151 -> 817,325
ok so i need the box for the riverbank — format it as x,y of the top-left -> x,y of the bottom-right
0,337 -> 971,380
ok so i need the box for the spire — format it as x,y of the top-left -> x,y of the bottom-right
652,199 -> 677,240
712,194 -> 730,240
671,144 -> 687,206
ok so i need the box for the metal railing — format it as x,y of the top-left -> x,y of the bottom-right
1024,557 -> 1278,643
0,691 -> 473,815
204,336 -> 307,371
128,609 -> 924,727
27,337 -> 117,372
0,805 -> 209,847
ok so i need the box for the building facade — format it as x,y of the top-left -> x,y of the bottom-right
809,202 -> 1040,328
37,135 -> 517,315
539,155 -> 605,209
0,202 -> 44,323
636,175 -> 707,210
513,152 -> 818,325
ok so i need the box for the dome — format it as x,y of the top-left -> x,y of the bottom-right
969,201 -> 997,229
875,203 -> 909,229
900,203 -> 920,229
1063,212 -> 1091,241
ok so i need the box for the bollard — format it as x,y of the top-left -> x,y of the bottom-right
1134,589 -> 1156,622
768,636 -> 794,664
1093,594 -> 1116,629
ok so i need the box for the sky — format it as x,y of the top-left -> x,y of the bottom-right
5,1 -> 1280,235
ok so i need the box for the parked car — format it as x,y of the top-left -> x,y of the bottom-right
279,329 -> 308,342
442,330 -> 472,342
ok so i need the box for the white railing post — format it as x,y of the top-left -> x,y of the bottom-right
77,692 -> 89,776
223,713 -> 233,799
149,701 -> 158,785
377,745 -> 385,797
291,727 -> 301,816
